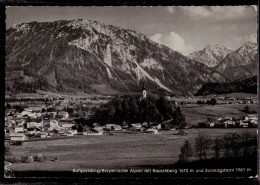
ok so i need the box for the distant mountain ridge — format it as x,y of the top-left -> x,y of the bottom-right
5,19 -> 225,95
188,44 -> 232,68
195,75 -> 257,96
214,42 -> 258,81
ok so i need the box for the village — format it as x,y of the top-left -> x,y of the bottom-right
5,93 -> 258,142
5,96 -> 164,142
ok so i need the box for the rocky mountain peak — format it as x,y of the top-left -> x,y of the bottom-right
188,44 -> 232,68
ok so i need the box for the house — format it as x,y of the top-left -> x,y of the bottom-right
93,123 -> 101,127
15,126 -> 24,133
20,109 -> 37,118
122,122 -> 129,129
205,122 -> 215,128
249,119 -> 258,126
61,122 -> 75,130
111,125 -> 122,131
129,123 -> 143,132
68,129 -> 77,135
129,127 -> 144,132
91,127 -> 104,133
40,132 -> 48,138
50,119 -> 59,127
10,133 -> 27,141
223,120 -> 236,127
145,128 -> 159,134
149,122 -> 161,130
239,121 -> 249,128
142,122 -> 149,128
130,123 -> 142,128
27,118 -> 43,128
64,130 -> 77,136
58,111 -> 69,119
106,124 -> 117,129
82,127 -> 104,135
83,130 -> 104,135
247,114 -> 257,121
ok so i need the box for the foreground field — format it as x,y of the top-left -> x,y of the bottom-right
8,128 -> 257,172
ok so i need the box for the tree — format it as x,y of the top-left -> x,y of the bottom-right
208,98 -> 217,106
244,105 -> 250,113
213,137 -> 223,159
230,138 -> 240,158
223,137 -> 233,158
92,95 -> 185,128
195,134 -> 211,160
6,103 -> 11,109
179,140 -> 193,162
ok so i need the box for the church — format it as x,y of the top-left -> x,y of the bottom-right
140,83 -> 147,100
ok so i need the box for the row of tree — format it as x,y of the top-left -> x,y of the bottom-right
197,98 -> 217,105
179,133 -> 257,162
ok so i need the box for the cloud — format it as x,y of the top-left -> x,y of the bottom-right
225,33 -> 257,50
180,6 -> 252,21
150,31 -> 194,55
235,33 -> 257,44
167,6 -> 175,14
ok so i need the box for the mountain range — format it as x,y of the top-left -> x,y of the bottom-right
188,44 -> 232,68
214,42 -> 258,81
5,19 -> 257,96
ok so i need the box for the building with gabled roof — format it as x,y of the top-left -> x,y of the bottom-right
10,133 -> 27,141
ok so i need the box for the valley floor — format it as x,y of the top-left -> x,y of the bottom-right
7,128 -> 257,173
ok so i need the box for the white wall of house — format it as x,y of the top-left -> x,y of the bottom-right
15,127 -> 24,133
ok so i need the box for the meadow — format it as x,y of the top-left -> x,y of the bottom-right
181,103 -> 257,125
8,128 -> 257,172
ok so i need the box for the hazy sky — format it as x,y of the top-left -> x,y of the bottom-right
6,6 -> 257,55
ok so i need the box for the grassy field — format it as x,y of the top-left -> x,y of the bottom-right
181,104 -> 258,125
7,128 -> 257,172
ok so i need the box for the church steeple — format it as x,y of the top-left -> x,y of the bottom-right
142,82 -> 147,99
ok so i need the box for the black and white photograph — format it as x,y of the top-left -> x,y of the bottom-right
4,6 -> 258,179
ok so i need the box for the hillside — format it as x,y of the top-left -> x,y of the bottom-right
6,19 -> 225,95
188,44 -> 232,68
195,75 -> 257,96
214,42 -> 258,81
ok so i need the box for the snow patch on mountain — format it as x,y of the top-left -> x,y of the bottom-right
140,58 -> 164,70
104,44 -> 112,67
68,36 -> 99,52
57,31 -> 69,38
133,61 -> 171,92
237,42 -> 257,57
67,19 -> 91,30
106,67 -> 113,79
13,23 -> 31,34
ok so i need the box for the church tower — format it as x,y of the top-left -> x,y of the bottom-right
142,83 -> 147,99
